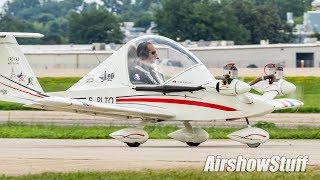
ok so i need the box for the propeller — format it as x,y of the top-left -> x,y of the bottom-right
287,84 -> 304,113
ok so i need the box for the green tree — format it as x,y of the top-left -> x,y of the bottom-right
33,13 -> 56,23
134,13 -> 154,28
5,0 -> 84,20
230,1 -> 293,44
155,0 -> 249,44
3,0 -> 85,44
0,14 -> 34,32
101,0 -> 123,14
4,0 -> 40,18
0,14 -> 40,44
68,9 -> 124,44
118,0 -> 159,29
155,0 -> 199,41
252,0 -> 313,20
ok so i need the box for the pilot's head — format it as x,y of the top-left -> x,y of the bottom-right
137,42 -> 157,63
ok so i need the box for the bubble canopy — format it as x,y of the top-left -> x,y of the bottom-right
127,35 -> 201,85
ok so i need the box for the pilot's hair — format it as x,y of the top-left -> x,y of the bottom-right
137,41 -> 151,60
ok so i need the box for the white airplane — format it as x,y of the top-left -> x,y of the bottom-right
0,32 -> 303,148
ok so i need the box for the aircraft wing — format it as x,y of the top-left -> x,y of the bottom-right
271,98 -> 304,110
25,97 -> 175,120
0,32 -> 44,38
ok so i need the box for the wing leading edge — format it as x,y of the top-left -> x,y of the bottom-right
271,98 -> 304,110
25,96 -> 175,120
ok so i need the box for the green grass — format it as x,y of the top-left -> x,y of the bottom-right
0,101 -> 34,110
1,168 -> 320,180
0,77 -> 319,112
0,122 -> 319,139
38,77 -> 81,92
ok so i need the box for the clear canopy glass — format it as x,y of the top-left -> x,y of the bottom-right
127,35 -> 200,85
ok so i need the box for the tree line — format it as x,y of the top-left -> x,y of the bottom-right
0,0 -> 312,45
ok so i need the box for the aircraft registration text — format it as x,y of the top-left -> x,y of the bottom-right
86,96 -> 114,103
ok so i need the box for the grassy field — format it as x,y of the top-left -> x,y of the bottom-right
1,168 -> 320,180
0,77 -> 319,112
0,122 -> 319,139
38,77 -> 81,92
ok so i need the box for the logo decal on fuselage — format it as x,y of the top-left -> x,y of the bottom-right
8,57 -> 20,65
99,71 -> 115,82
16,71 -> 26,83
0,89 -> 7,95
27,77 -> 33,85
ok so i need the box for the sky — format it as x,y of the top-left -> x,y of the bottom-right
0,0 -> 7,12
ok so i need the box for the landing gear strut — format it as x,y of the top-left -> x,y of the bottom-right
245,117 -> 260,148
228,117 -> 269,148
184,121 -> 202,147
246,117 -> 250,127
168,121 -> 209,147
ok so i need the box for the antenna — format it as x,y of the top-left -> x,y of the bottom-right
91,45 -> 102,64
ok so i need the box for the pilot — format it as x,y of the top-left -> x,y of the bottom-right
130,41 -> 164,84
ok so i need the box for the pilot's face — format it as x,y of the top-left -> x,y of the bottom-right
147,43 -> 157,63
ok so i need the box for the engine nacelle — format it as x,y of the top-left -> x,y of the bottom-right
168,128 -> 209,143
252,79 -> 296,97
216,79 -> 251,96
279,80 -> 296,96
227,127 -> 269,145
109,128 -> 149,144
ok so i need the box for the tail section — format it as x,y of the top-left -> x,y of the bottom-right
0,33 -> 46,104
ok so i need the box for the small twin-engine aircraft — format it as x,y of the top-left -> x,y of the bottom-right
0,32 -> 303,148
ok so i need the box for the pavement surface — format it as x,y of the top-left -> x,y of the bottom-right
0,139 -> 319,176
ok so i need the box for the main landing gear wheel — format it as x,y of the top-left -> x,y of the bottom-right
245,118 -> 261,148
247,143 -> 261,148
126,142 -> 141,147
186,142 -> 200,147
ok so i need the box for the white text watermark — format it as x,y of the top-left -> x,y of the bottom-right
203,155 -> 308,172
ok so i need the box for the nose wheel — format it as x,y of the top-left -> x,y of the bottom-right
186,142 -> 200,147
126,142 -> 141,147
247,143 -> 261,148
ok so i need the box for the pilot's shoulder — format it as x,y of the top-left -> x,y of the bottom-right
133,65 -> 149,74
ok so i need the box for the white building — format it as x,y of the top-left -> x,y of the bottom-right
23,43 -> 320,69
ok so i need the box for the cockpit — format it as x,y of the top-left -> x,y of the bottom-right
127,35 -> 201,85
67,35 -> 214,91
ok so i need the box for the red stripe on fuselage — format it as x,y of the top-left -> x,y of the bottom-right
0,81 -> 44,98
116,98 -> 237,111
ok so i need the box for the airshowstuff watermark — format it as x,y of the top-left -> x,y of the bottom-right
203,155 -> 308,172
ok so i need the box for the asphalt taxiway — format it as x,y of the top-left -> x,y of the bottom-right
0,139 -> 319,176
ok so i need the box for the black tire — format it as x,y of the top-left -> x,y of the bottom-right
126,142 -> 141,147
247,143 -> 261,148
186,142 -> 200,147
